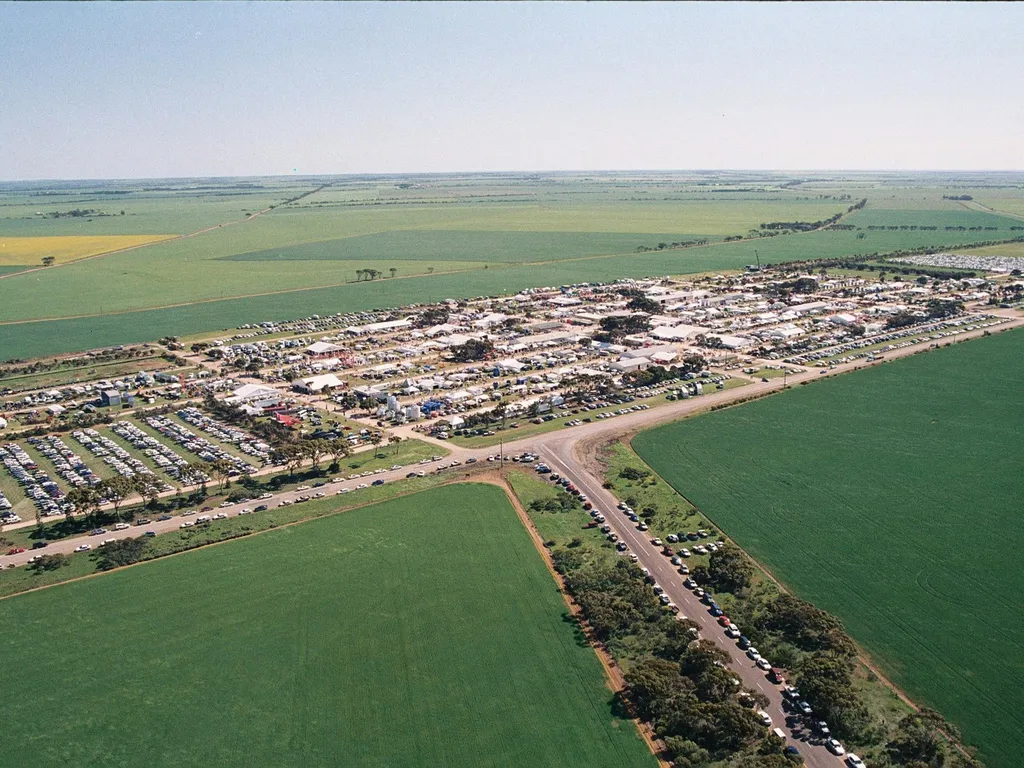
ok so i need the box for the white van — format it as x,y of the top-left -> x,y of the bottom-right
772,727 -> 787,741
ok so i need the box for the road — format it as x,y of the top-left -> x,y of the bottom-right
540,450 -> 843,767
4,314 -> 1020,764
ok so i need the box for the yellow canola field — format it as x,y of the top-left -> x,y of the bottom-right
0,235 -> 177,266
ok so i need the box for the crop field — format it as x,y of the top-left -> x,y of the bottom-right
0,234 -> 176,266
1,173 -> 1022,360
631,328 -> 1024,768
0,483 -> 655,767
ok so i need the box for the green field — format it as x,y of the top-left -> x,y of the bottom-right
1,173 -> 1023,360
0,483 -> 655,768
631,329 -> 1024,768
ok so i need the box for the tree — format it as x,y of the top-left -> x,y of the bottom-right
181,461 -> 210,494
414,306 -> 450,328
450,338 -> 494,362
626,295 -> 661,314
325,437 -> 351,468
133,475 -> 163,507
272,444 -> 304,476
598,313 -> 651,339
303,439 -> 330,471
388,435 -> 402,455
707,544 -> 754,594
30,553 -> 71,573
389,267 -> 397,279
208,458 -> 234,491
369,431 -> 384,458
96,536 -> 147,570
100,476 -> 137,521
66,486 -> 101,524
41,255 -> 56,266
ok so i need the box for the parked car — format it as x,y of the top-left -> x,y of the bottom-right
826,738 -> 845,756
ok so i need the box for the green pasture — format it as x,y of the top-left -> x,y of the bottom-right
2,212 -> 1021,360
631,328 -> 1024,768
0,483 -> 655,768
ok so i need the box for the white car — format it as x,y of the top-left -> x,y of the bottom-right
336,488 -> 351,495
260,493 -> 273,499
756,710 -> 772,727
113,523 -> 130,531
213,512 -> 228,520
651,538 -> 663,546
756,657 -> 772,671
238,508 -> 252,515
845,755 -> 865,768
74,544 -> 91,552
826,738 -> 846,756
180,521 -> 195,528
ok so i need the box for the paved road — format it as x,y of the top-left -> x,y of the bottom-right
541,451 -> 843,767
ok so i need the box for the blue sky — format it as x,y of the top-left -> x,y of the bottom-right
2,2 -> 1022,179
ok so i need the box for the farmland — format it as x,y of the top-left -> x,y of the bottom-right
631,328 -> 1024,768
1,172 -> 1023,360
0,483 -> 655,768
0,234 -> 176,266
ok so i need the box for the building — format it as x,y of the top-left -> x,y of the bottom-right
100,390 -> 121,407
293,373 -> 344,394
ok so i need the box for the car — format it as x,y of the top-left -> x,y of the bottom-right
295,485 -> 311,491
158,514 -> 173,521
254,505 -> 268,511
616,542 -> 628,552
406,472 -> 419,478
709,605 -> 724,617
747,647 -> 761,660
782,685 -> 800,701
677,564 -> 689,575
238,508 -> 252,515
260,493 -> 273,499
816,720 -> 831,736
31,541 -> 48,549
90,528 -> 107,536
314,491 -> 326,497
336,488 -> 351,495
465,457 -> 477,464
783,746 -> 800,759
371,479 -> 385,486
135,519 -> 151,526
826,738 -> 845,756
6,547 -> 26,555
144,531 -> 157,537
651,538 -> 662,546
180,521 -> 195,528
213,512 -> 228,520
769,668 -> 785,684
845,755 -> 865,768
182,510 -> 196,517
666,534 -> 678,543
756,658 -> 772,671
683,578 -> 697,589
659,594 -> 671,605
738,636 -> 751,649
219,501 -> 232,508
356,483 -> 368,489
797,700 -> 813,716
637,522 -> 648,531
717,615 -> 731,627
679,548 -> 691,558
74,544 -> 91,552
113,522 -> 131,531
725,626 -> 741,639
756,710 -> 772,727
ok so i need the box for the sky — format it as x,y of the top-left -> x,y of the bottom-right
1,1 -> 1023,180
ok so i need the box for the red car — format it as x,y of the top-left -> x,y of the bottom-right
6,547 -> 26,556
769,668 -> 786,684
717,615 -> 731,627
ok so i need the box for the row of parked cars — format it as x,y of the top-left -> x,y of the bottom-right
145,415 -> 255,476
112,420 -> 198,482
72,428 -> 172,490
176,407 -> 271,465
1,442 -> 71,517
